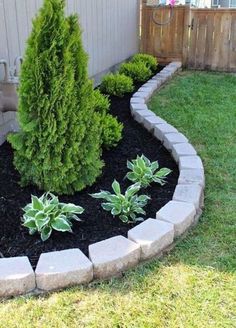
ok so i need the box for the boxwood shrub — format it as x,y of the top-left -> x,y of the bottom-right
131,53 -> 158,72
100,73 -> 134,97
119,61 -> 152,83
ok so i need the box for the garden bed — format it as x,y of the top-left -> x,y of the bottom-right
0,69 -> 179,268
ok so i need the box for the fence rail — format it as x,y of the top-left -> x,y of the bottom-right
141,1 -> 236,72
0,0 -> 140,83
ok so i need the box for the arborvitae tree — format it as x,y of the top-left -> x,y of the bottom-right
9,0 -> 104,195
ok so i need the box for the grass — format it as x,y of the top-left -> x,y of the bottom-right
0,71 -> 235,328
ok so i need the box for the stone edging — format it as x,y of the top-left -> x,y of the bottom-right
0,62 -> 205,298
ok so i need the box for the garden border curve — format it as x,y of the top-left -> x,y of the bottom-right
0,62 -> 205,298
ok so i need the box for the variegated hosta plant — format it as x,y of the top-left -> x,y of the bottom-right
22,192 -> 84,241
126,155 -> 171,188
91,180 -> 150,223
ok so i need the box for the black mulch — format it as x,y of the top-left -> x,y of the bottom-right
0,68 -> 179,268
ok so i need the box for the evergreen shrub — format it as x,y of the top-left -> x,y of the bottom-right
100,73 -> 134,97
131,54 -> 158,72
8,0 -> 122,195
119,62 -> 152,83
93,90 -> 123,149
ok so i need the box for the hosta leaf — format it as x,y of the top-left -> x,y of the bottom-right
71,214 -> 82,222
41,226 -> 52,242
102,203 -> 114,211
126,172 -> 136,182
23,204 -> 32,212
44,203 -> 57,213
151,161 -> 159,172
35,211 -> 47,221
51,217 -> 72,232
155,168 -> 171,178
23,219 -> 37,229
31,195 -> 44,210
111,207 -> 121,216
134,208 -> 146,215
61,203 -> 84,214
152,177 -> 165,185
91,191 -> 111,199
112,180 -> 121,195
137,195 -> 151,202
125,183 -> 140,198
29,228 -> 37,235
120,215 -> 129,223
37,218 -> 50,230
127,160 -> 133,170
25,209 -> 38,218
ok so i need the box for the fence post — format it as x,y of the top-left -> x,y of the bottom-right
182,5 -> 191,67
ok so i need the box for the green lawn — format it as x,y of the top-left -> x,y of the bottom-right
0,71 -> 235,328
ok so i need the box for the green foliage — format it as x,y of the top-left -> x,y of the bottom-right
91,180 -> 150,223
22,192 -> 84,241
119,61 -> 152,83
100,73 -> 134,97
93,90 -> 123,149
131,53 -> 158,72
126,155 -> 171,188
8,0 -> 106,195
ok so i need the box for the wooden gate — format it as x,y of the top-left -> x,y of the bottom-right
141,1 -> 236,72
188,9 -> 236,71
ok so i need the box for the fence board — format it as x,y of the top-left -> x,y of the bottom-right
0,0 -> 139,82
141,2 -> 236,72
141,2 -> 186,63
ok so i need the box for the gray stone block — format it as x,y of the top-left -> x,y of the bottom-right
142,115 -> 166,132
173,184 -> 203,210
0,256 -> 35,297
172,143 -> 197,163
130,97 -> 145,104
0,134 -> 6,146
133,91 -> 150,101
128,218 -> 174,260
0,112 -> 3,126
179,156 -> 204,171
130,103 -> 148,115
3,111 -> 16,123
35,249 -> 93,291
89,236 -> 140,279
163,132 -> 189,151
178,169 -> 205,188
167,62 -> 182,71
156,201 -> 196,237
154,123 -> 178,142
133,109 -> 155,123
138,86 -> 153,96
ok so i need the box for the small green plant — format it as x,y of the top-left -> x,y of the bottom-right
131,54 -> 158,72
22,193 -> 84,241
91,180 -> 150,223
100,73 -> 134,97
119,61 -> 152,83
93,90 -> 123,149
126,155 -> 171,188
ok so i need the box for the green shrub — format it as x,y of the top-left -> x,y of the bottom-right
132,54 -> 158,72
8,0 -> 108,195
119,62 -> 152,83
100,73 -> 134,97
22,193 -> 84,241
126,155 -> 171,188
91,180 -> 150,223
93,90 -> 123,149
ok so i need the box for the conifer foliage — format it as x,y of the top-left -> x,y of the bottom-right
9,0 -> 122,195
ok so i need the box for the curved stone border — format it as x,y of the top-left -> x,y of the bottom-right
0,62 -> 205,298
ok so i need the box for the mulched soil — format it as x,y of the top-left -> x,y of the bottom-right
0,67 -> 179,268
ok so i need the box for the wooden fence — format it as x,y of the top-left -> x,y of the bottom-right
0,0 -> 139,83
141,1 -> 236,72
